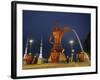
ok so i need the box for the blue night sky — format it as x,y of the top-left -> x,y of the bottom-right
23,10 -> 90,59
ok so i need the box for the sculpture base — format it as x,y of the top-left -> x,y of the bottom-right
23,53 -> 33,64
77,52 -> 90,62
48,52 -> 66,63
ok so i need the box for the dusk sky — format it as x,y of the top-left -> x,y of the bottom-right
23,10 -> 90,59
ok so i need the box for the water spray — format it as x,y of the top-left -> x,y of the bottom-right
72,29 -> 84,52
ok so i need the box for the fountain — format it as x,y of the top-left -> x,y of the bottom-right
72,29 -> 89,62
48,25 -> 89,63
23,38 -> 34,64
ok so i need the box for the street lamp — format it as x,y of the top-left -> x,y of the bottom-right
69,40 -> 74,62
69,40 -> 74,45
29,39 -> 34,55
29,39 -> 34,44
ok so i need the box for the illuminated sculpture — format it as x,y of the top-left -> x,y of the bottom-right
48,26 -> 70,62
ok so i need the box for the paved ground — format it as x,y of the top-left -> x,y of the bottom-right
23,62 -> 91,70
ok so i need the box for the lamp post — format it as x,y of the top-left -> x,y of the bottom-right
29,39 -> 34,55
69,40 -> 74,62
